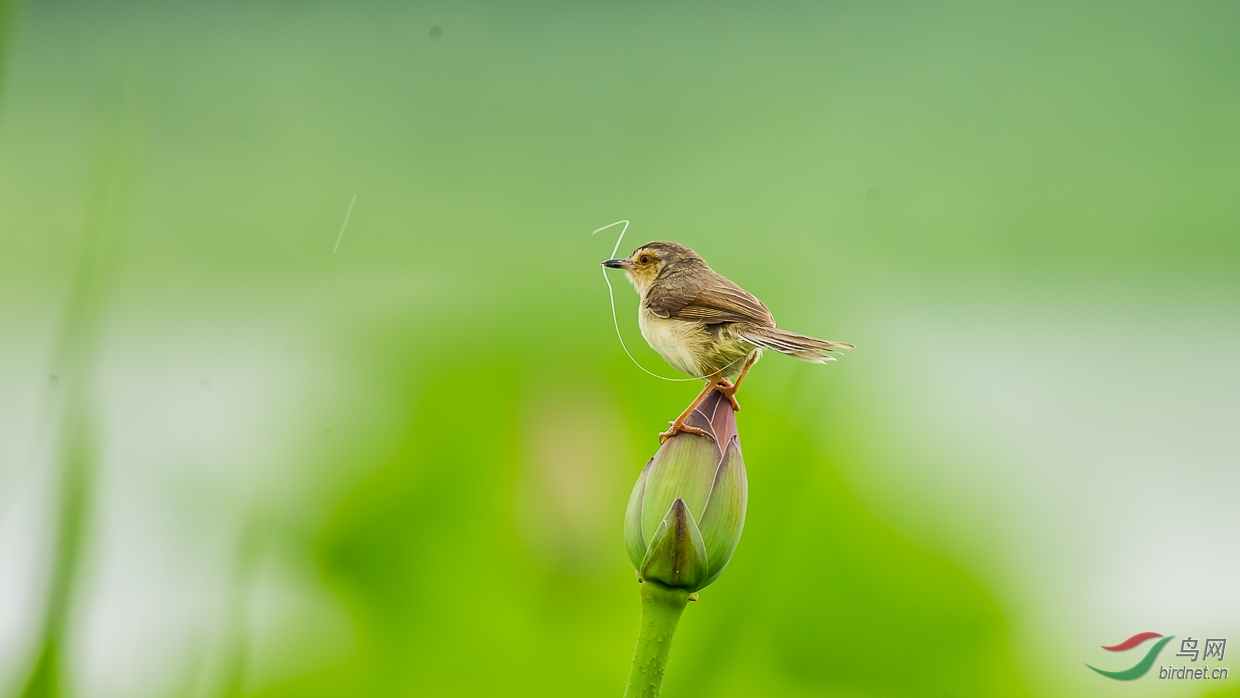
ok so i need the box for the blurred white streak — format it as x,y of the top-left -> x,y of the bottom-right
332,194 -> 356,255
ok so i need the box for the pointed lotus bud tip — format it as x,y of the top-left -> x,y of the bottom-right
623,392 -> 748,592
639,498 -> 708,590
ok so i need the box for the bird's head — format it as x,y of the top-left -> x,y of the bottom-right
602,241 -> 702,295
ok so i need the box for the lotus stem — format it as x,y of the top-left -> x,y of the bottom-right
623,580 -> 691,698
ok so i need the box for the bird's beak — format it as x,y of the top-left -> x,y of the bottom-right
601,258 -> 633,270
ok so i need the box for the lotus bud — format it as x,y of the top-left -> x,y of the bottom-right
623,390 -> 747,592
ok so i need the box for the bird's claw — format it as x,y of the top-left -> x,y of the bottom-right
660,420 -> 710,444
714,379 -> 742,412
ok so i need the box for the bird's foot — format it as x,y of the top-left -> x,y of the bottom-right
714,379 -> 742,412
659,419 -> 710,444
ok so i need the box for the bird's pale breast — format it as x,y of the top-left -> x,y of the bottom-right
639,311 -> 707,377
638,308 -> 757,380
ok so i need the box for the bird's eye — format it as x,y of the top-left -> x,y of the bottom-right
639,255 -> 650,264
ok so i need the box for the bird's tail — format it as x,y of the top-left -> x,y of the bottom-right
738,326 -> 854,363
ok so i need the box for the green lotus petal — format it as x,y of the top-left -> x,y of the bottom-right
624,459 -> 653,571
639,498 -> 709,591
698,435 -> 747,588
640,416 -> 720,543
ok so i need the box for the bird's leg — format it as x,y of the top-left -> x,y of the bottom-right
714,351 -> 760,413
659,378 -> 718,444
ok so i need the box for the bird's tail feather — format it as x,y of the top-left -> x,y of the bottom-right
739,327 -> 854,363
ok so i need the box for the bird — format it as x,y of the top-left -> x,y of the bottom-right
602,241 -> 853,442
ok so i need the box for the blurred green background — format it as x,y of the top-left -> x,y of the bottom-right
1,1 -> 1238,697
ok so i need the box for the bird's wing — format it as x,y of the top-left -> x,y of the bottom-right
647,276 -> 775,326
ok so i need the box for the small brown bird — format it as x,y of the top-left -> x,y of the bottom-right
602,241 -> 853,442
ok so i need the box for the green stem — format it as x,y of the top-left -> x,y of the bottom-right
623,581 -> 691,698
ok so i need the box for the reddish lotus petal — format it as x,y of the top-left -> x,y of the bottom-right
690,390 -> 739,457
1103,632 -> 1163,651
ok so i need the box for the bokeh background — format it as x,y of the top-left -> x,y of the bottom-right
1,1 -> 1238,697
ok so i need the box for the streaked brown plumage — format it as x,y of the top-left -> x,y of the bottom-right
602,241 -> 853,441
